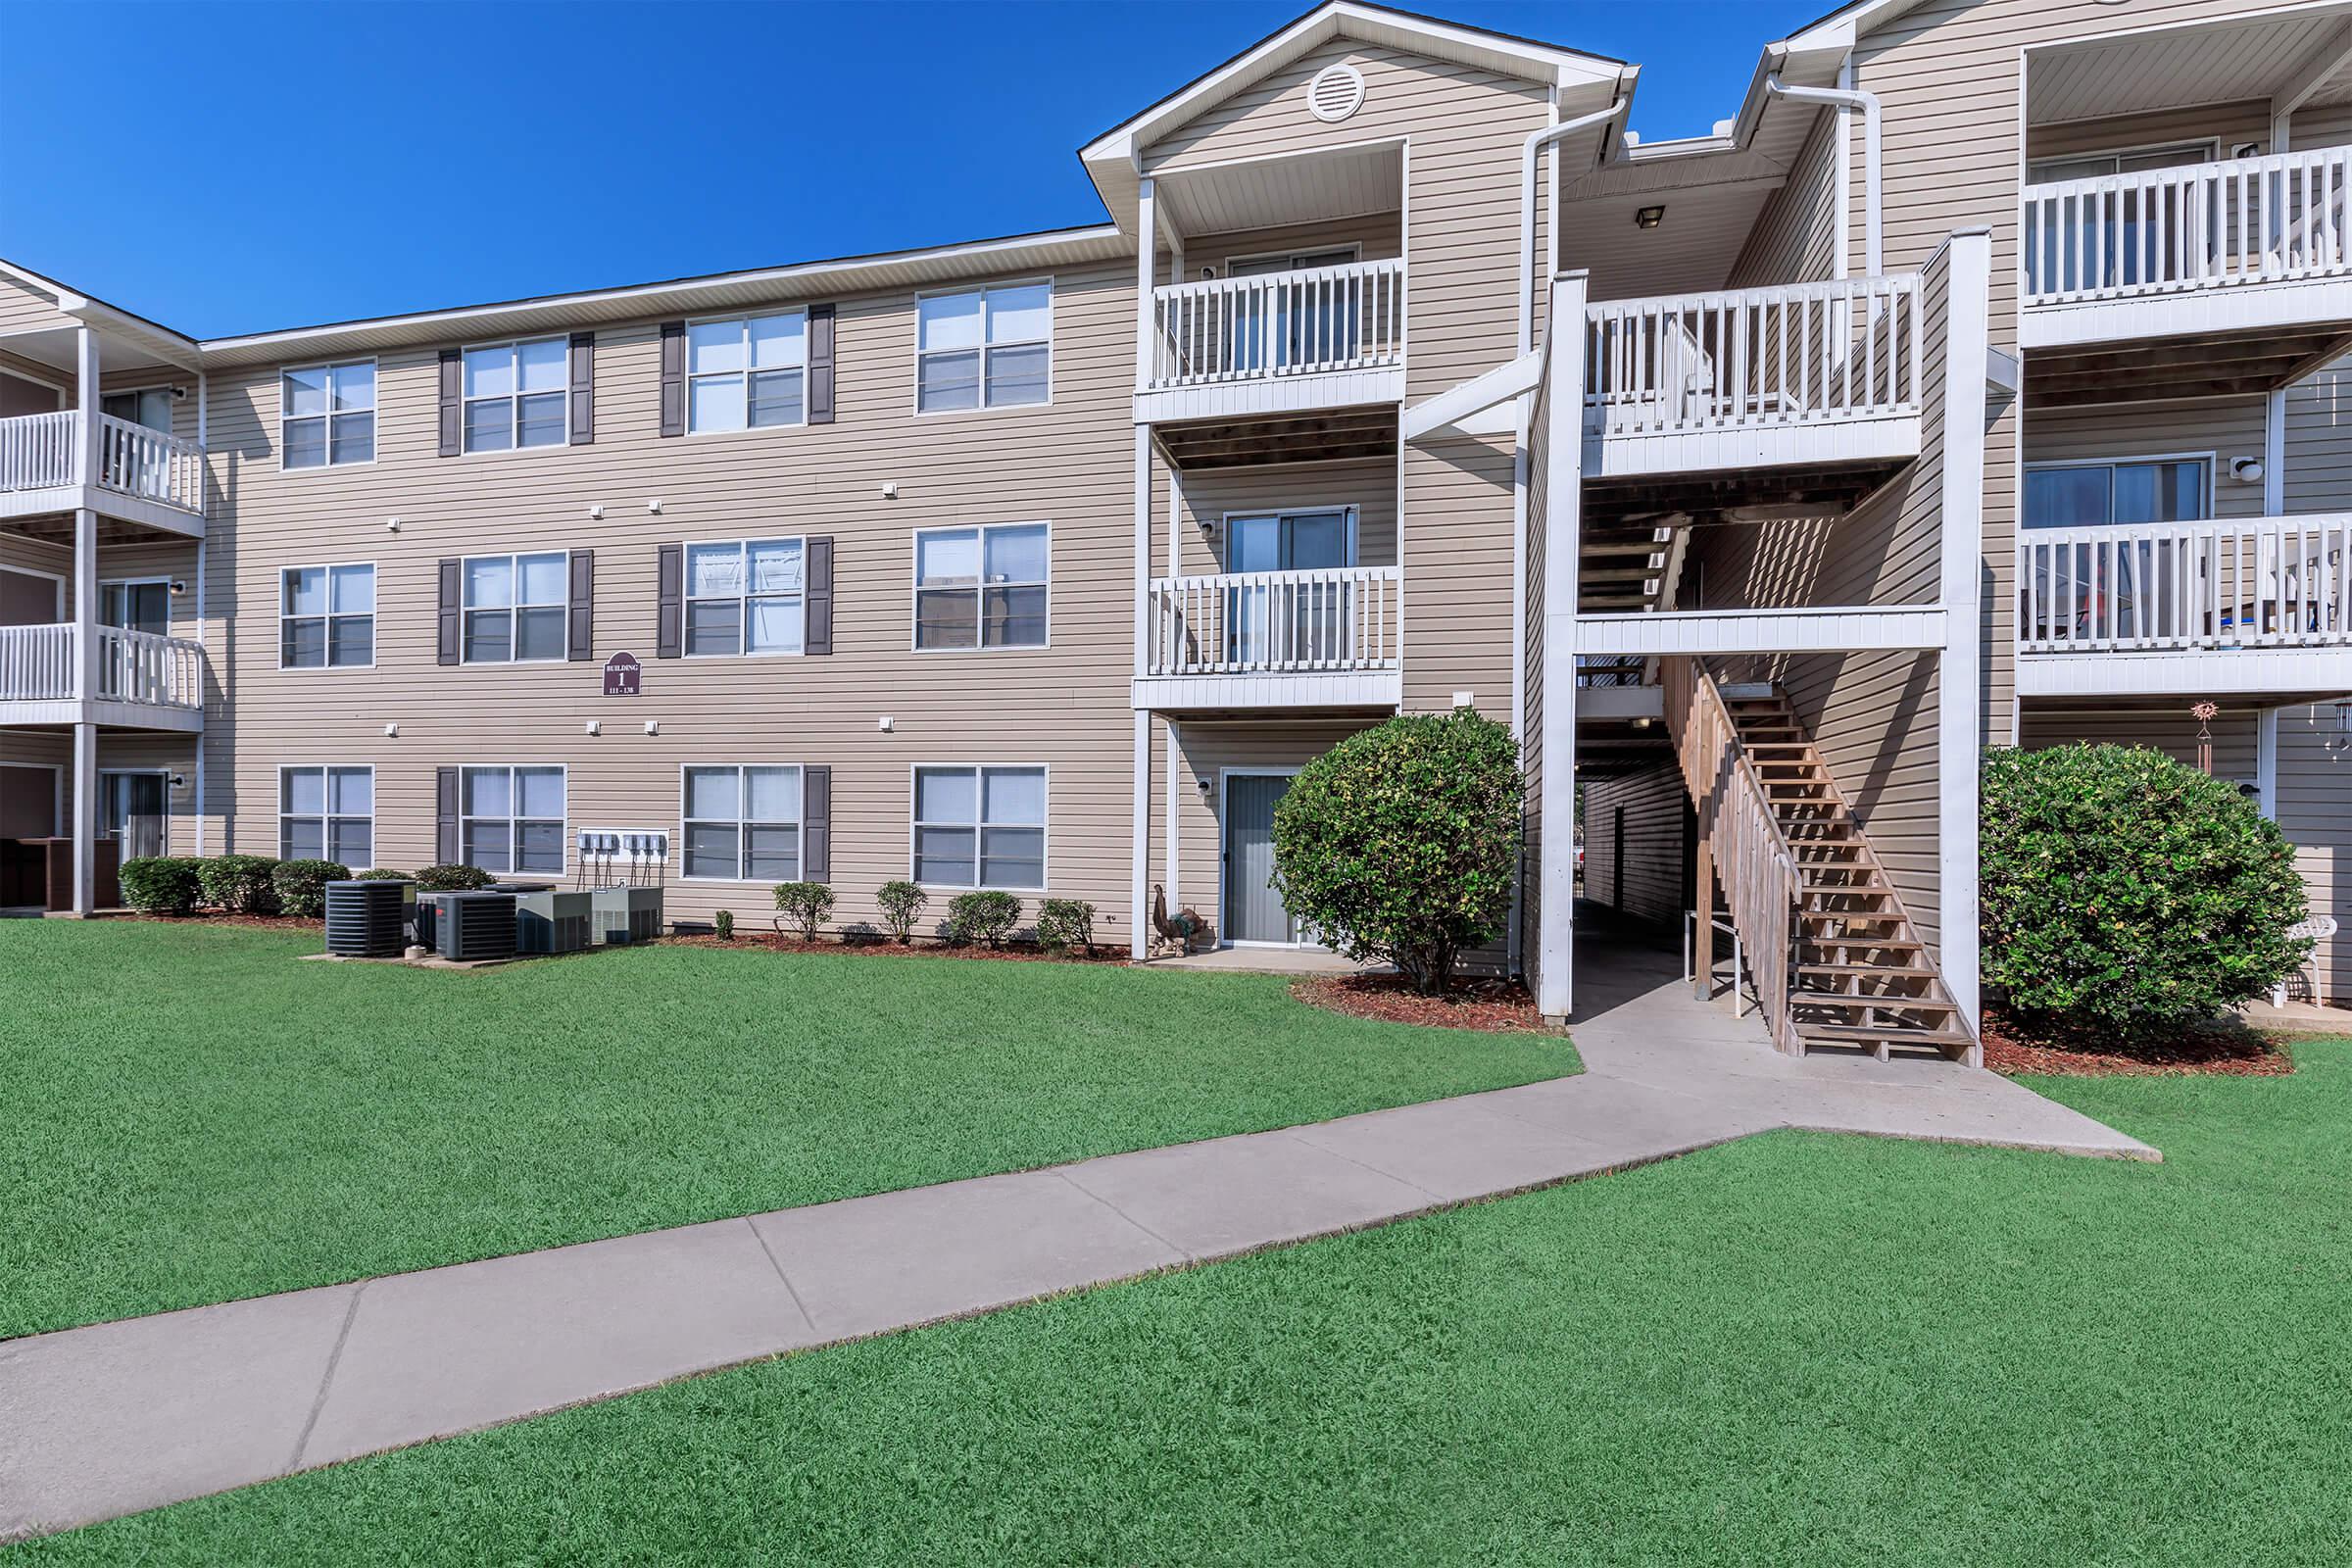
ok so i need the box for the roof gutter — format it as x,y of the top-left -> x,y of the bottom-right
1765,69 -> 1881,276
1520,92 -> 1631,357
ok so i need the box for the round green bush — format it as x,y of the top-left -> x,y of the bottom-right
270,858 -> 350,920
772,881 -> 837,942
1982,744 -> 2313,1041
1271,710 -> 1523,995
875,880 -> 927,944
414,863 -> 495,893
119,857 -> 204,915
1035,898 -> 1098,957
944,890 -> 1021,949
197,854 -> 279,913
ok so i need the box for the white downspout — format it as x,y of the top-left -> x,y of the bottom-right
1767,74 -> 1882,278
1519,94 -> 1629,358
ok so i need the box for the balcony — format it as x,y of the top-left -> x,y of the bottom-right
2016,515 -> 2352,697
2020,149 -> 2352,394
0,622 -> 206,730
1581,275 -> 1923,481
1133,565 -> 1402,712
1138,259 -> 1406,426
0,411 -> 208,535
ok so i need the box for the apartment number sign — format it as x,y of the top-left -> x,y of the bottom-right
603,651 -> 643,696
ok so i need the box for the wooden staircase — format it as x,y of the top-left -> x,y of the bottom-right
1717,687 -> 1973,1061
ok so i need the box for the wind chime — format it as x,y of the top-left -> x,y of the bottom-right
2191,701 -> 2219,775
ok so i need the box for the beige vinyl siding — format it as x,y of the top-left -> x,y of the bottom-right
2024,398 -> 2270,517
195,260 -> 1145,932
0,273 -> 76,337
1189,212 -> 1403,274
1172,457 -> 1397,575
1727,109 -> 1841,290
2284,356 -> 2352,513
2023,99 -> 2269,165
1579,762 -> 1687,929
2277,702 -> 2350,1003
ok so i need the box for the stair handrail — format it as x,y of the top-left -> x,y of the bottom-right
1662,658 -> 1803,1054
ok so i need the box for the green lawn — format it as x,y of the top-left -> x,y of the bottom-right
0,921 -> 1573,1339
21,1033 -> 2352,1565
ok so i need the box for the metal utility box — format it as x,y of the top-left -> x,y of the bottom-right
323,879 -> 413,957
431,891 -> 517,961
514,888 -> 594,955
590,885 -> 664,945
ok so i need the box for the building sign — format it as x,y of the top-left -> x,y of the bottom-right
603,652 -> 642,697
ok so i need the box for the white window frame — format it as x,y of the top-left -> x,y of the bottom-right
684,309 -> 810,436
2022,452 -> 2217,528
460,335 -> 569,456
99,384 -> 177,434
461,551 -> 570,664
907,762 -> 1049,893
276,561 -> 376,671
677,763 -> 807,884
278,359 -> 377,472
682,536 -> 808,660
277,763 -> 374,866
98,575 -> 173,636
1217,241 -> 1364,277
910,520 -> 1052,654
459,763 -> 568,878
2026,137 -> 2221,186
912,279 -> 1054,416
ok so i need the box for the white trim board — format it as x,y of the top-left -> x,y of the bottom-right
1572,606 -> 1947,657
2019,646 -> 2352,698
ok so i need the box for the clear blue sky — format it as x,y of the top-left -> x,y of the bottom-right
0,1 -> 1821,338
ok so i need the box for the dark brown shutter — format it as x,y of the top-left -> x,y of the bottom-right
659,321 -> 686,438
804,536 -> 833,656
806,304 -> 835,424
802,765 -> 830,883
567,332 -> 595,445
435,767 -> 460,865
567,549 -> 594,661
436,559 -> 461,665
657,543 -> 683,659
437,348 -> 463,457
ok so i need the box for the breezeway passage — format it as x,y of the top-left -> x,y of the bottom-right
0,926 -> 2148,1543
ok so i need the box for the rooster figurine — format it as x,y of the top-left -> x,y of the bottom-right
1151,884 -> 1205,956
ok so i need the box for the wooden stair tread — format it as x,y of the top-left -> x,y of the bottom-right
1798,1023 -> 1977,1048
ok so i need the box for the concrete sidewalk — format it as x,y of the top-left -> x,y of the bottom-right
0,936 -> 2155,1542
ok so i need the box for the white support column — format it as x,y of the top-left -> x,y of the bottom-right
2266,388 -> 2287,516
1165,720 -> 1182,911
1131,416 -> 1153,961
1133,175 -> 1157,392
194,368 -> 210,857
1536,272 -> 1589,1022
73,720 -> 98,916
1937,229 -> 1993,1052
74,326 -> 100,485
2256,707 -> 2279,820
73,501 -> 99,914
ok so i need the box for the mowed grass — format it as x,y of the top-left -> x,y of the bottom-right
0,920 -> 1573,1338
24,1036 -> 2352,1565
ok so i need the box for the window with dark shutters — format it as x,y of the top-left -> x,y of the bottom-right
436,559 -> 462,665
568,549 -> 594,661
435,767 -> 461,865
805,536 -> 833,656
568,332 -> 595,445
657,543 -> 683,658
803,765 -> 831,882
807,304 -> 836,424
436,349 -> 463,457
659,321 -> 686,437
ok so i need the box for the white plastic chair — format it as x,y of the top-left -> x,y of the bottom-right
2273,914 -> 2339,1007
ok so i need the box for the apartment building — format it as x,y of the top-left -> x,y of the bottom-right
2,0 -> 2346,1054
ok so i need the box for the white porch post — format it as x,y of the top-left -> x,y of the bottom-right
73,503 -> 100,915
1130,175 -> 1158,962
1536,272 -> 1588,1022
74,325 -> 100,484
194,368 -> 209,857
1937,229 -> 1992,1054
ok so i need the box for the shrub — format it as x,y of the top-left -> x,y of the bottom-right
1982,744 -> 2314,1042
119,857 -> 203,915
772,881 -> 836,942
874,880 -> 927,944
1271,710 -> 1523,996
270,858 -> 349,919
945,890 -> 1021,949
1035,898 -> 1099,957
713,908 -> 735,942
354,867 -> 413,882
198,854 -> 279,913
414,863 -> 495,893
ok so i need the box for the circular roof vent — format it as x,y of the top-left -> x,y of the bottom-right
1306,63 -> 1365,123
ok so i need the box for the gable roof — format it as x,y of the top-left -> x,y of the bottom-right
1078,1 -> 1629,229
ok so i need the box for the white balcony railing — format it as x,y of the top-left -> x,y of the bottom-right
0,411 -> 206,516
2024,147 -> 2352,305
1148,259 -> 1406,390
1147,566 -> 1401,676
2017,516 -> 2352,654
0,623 -> 205,711
1583,274 -> 1922,437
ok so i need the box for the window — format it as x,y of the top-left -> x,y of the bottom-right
280,361 -> 375,468
463,337 -> 567,453
464,552 -> 568,662
461,765 -> 565,874
280,765 -> 372,865
101,387 -> 173,433
279,564 -> 374,667
912,765 -> 1045,890
2023,459 -> 2211,528
100,579 -> 171,637
686,538 -> 805,657
916,283 -> 1051,412
687,311 -> 807,432
913,522 -> 1048,650
681,765 -> 803,881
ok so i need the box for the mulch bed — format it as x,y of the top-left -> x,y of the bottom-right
1980,1009 -> 2295,1078
667,931 -> 1128,965
119,911 -> 317,931
1292,973 -> 1552,1033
